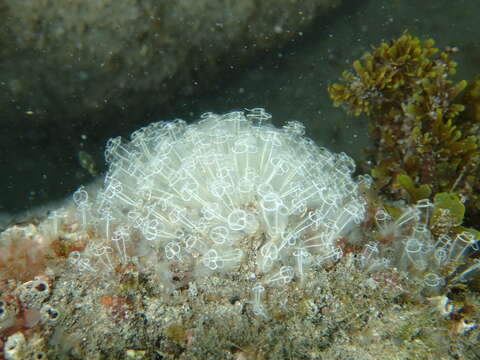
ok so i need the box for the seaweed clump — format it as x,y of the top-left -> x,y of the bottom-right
328,33 -> 480,221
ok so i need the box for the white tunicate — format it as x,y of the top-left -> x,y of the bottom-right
71,109 -> 367,301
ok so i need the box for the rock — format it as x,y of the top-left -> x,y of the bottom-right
0,0 -> 341,126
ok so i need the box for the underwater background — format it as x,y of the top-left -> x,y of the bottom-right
1,0 -> 479,218
1,1 -> 480,359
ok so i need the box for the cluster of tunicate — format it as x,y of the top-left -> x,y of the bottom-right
70,109 -> 367,312
360,199 -> 480,292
